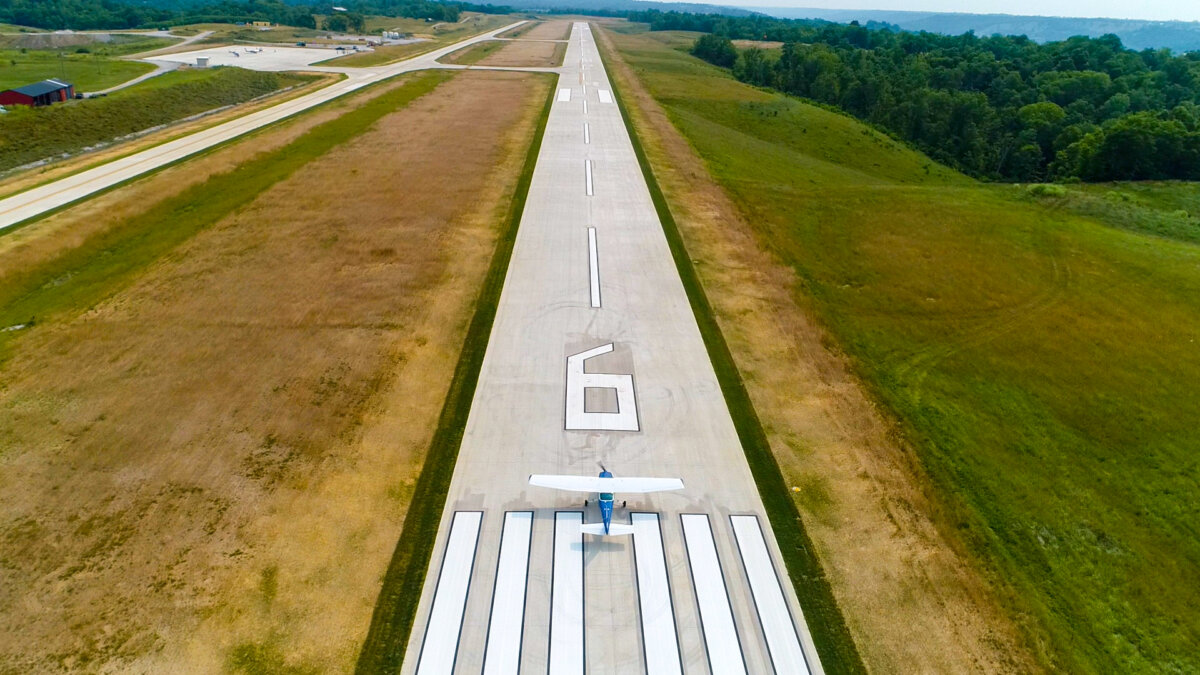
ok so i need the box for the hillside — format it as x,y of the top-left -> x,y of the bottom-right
757,7 -> 1200,52
0,68 -> 310,174
606,25 -> 1200,673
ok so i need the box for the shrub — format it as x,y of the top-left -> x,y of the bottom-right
1027,183 -> 1067,197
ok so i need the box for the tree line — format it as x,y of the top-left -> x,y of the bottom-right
0,0 -> 510,32
676,12 -> 1200,182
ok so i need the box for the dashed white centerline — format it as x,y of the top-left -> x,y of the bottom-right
585,159 -> 594,196
632,513 -> 683,675
550,512 -> 585,675
588,227 -> 601,308
415,511 -> 483,675
481,511 -> 534,675
731,515 -> 811,675
583,99 -> 588,115
584,122 -> 591,144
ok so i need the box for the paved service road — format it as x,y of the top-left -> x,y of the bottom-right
403,22 -> 823,675
0,22 -> 525,232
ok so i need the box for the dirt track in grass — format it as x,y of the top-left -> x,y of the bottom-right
0,70 -> 551,673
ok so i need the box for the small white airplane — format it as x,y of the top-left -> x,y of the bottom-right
529,469 -> 683,536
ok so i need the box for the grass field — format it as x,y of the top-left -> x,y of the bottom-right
0,32 -> 174,56
439,38 -> 504,64
0,48 -> 153,91
0,68 -> 552,672
499,19 -> 572,41
0,67 -> 309,173
1019,181 -> 1200,246
334,13 -> 513,67
441,37 -> 564,67
606,27 -> 1200,673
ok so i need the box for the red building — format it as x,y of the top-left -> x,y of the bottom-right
0,79 -> 75,107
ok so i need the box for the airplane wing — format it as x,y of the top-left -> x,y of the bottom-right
529,475 -> 684,494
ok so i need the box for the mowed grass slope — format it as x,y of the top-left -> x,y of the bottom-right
0,69 -> 552,671
612,29 -> 1200,672
0,67 -> 309,173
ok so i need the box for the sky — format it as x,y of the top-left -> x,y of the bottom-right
703,0 -> 1200,22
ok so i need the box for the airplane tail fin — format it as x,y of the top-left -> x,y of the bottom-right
581,523 -> 634,536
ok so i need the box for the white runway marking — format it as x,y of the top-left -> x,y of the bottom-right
583,99 -> 588,115
632,514 -> 683,675
550,512 -> 585,675
565,343 -> 640,431
558,88 -> 572,102
416,511 -> 483,675
585,159 -> 594,196
584,122 -> 591,144
482,512 -> 534,675
682,514 -> 748,675
598,89 -> 613,104
588,227 -> 601,308
731,515 -> 810,675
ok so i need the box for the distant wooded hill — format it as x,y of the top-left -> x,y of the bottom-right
754,8 -> 1200,52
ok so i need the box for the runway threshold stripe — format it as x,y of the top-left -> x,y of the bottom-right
598,89 -> 613,103
585,159 -> 594,196
482,511 -> 534,675
550,512 -> 585,675
681,514 -> 748,675
632,513 -> 683,675
415,511 -> 483,675
587,227 -> 601,308
730,515 -> 811,675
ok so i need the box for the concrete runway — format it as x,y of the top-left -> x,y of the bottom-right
402,22 -> 823,675
0,22 -> 526,232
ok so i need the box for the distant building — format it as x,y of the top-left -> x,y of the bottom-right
0,79 -> 74,107
251,20 -> 272,27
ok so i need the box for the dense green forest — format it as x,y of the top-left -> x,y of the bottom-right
661,11 -> 1200,182
0,0 -> 508,31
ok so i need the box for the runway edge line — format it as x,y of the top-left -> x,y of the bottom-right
593,22 -> 867,675
354,73 -> 559,675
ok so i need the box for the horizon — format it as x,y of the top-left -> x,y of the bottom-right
673,0 -> 1200,23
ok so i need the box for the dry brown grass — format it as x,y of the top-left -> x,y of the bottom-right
600,26 -> 1034,674
441,37 -> 564,68
731,39 -> 783,49
520,20 -> 571,41
0,72 -> 340,201
0,70 -> 550,673
476,39 -> 565,67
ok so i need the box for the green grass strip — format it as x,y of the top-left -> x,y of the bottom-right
0,71 -> 451,359
354,74 -> 557,674
596,26 -> 867,675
